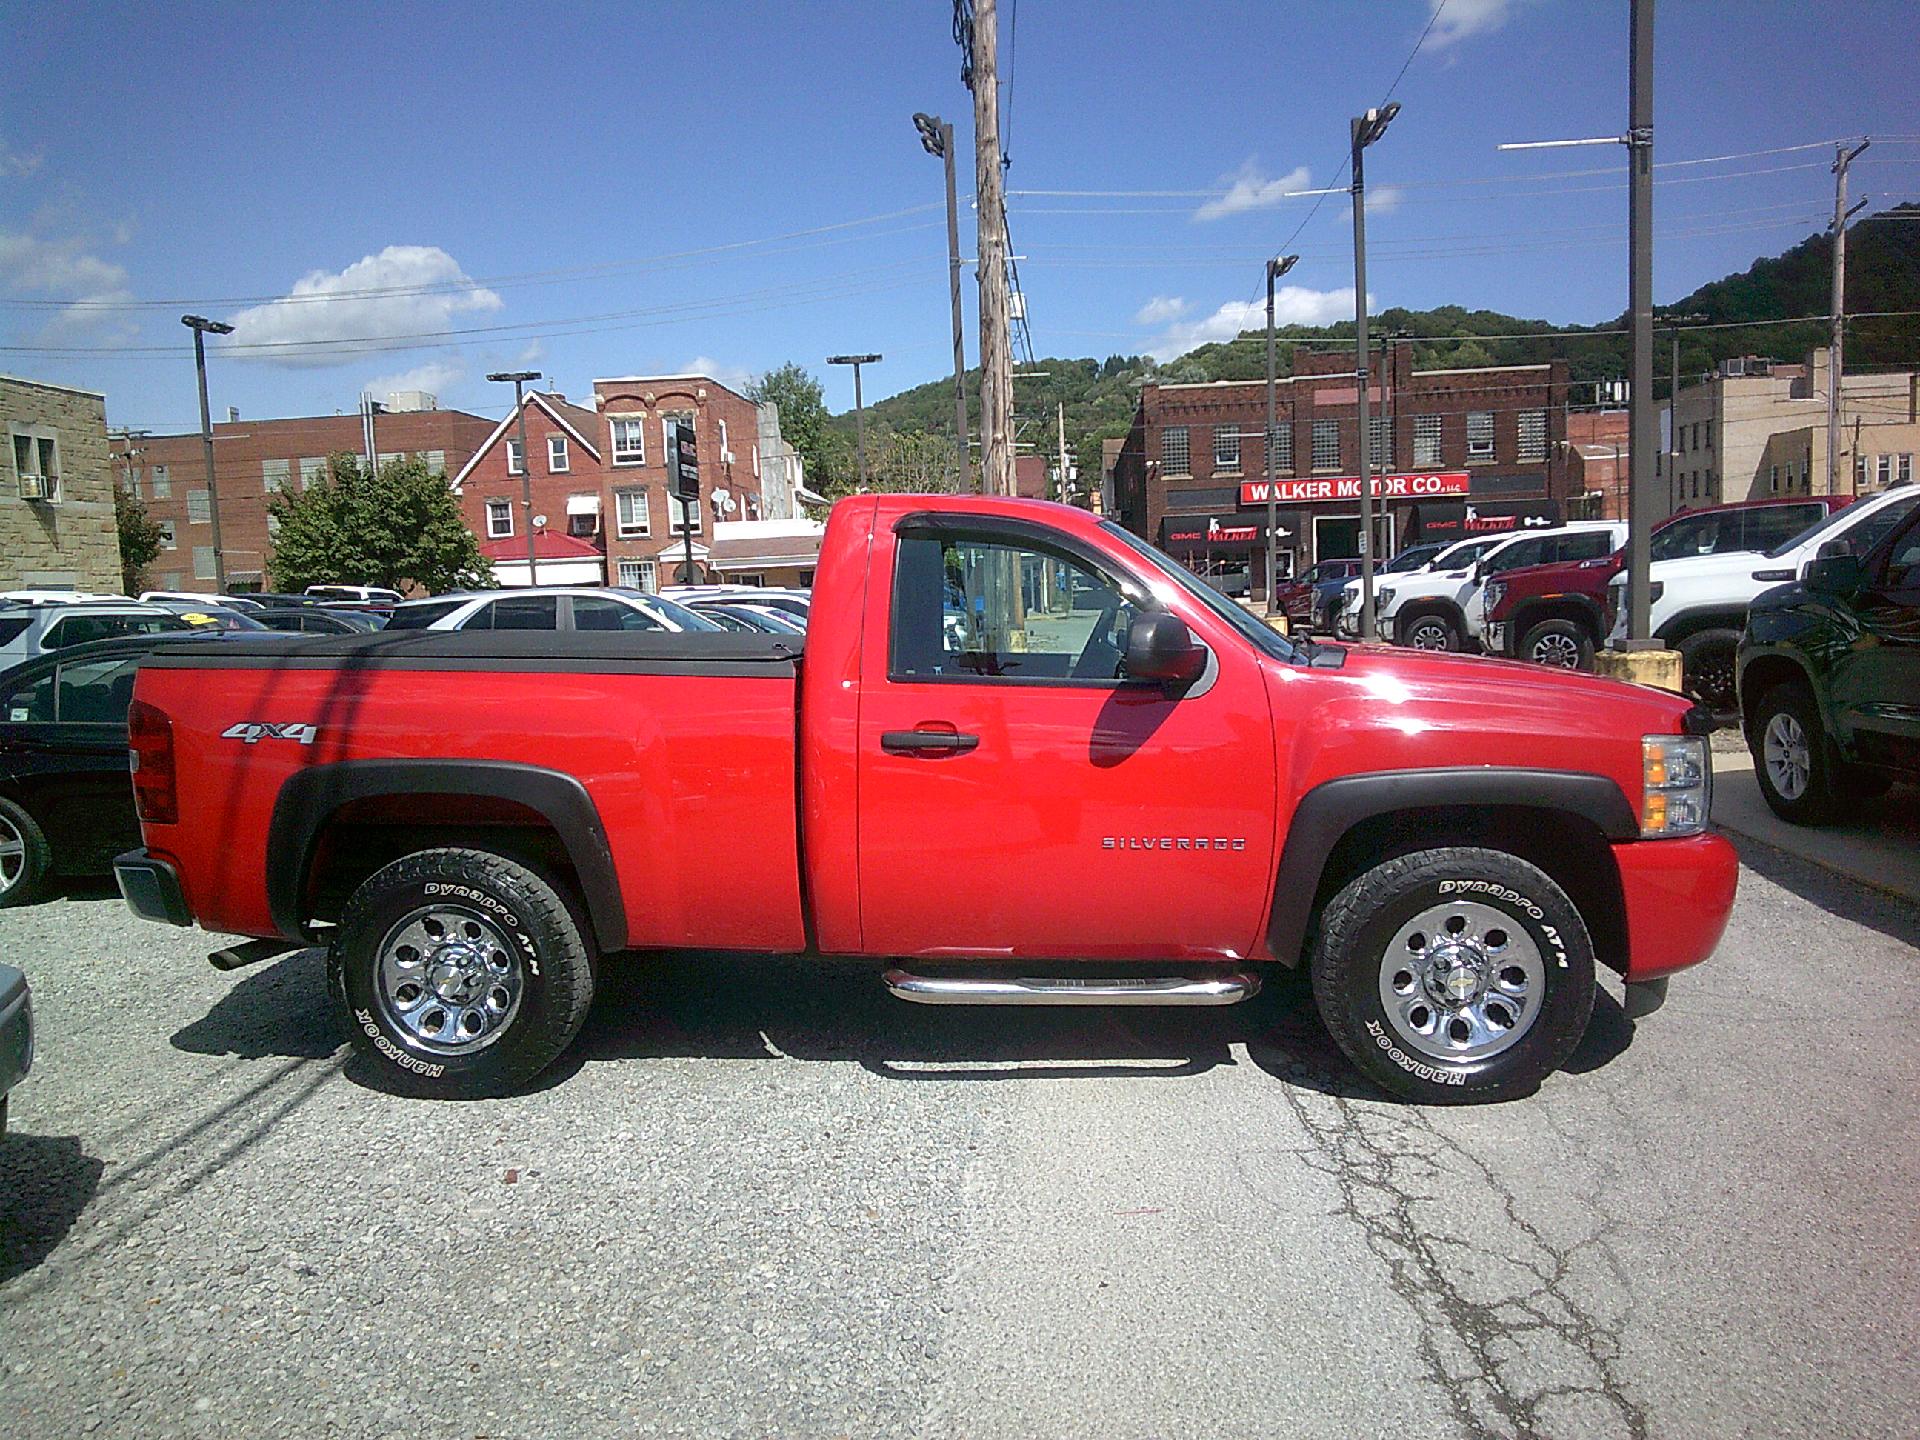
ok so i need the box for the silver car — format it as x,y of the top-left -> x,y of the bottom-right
0,602 -> 194,675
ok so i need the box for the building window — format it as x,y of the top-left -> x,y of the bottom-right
187,489 -> 211,524
719,418 -> 730,461
121,466 -> 141,497
567,494 -> 600,538
1856,454 -> 1869,488
1900,454 -> 1914,485
610,416 -> 646,465
669,493 -> 702,535
1269,423 -> 1293,474
151,464 -> 171,498
262,458 -> 290,493
10,431 -> 59,500
1878,454 -> 1893,487
299,456 -> 327,488
548,436 -> 569,473
1770,464 -> 1780,493
1413,414 -> 1443,468
506,439 -> 524,475
377,452 -> 403,470
1705,420 -> 1713,450
662,412 -> 696,464
1311,419 -> 1340,471
192,545 -> 216,580
615,488 -> 650,537
1213,426 -> 1241,472
1161,426 -> 1190,475
158,520 -> 176,550
486,500 -> 513,538
1467,411 -> 1495,460
422,450 -> 446,477
266,513 -> 282,539
1367,416 -> 1390,469
1517,410 -> 1547,463
617,559 -> 657,593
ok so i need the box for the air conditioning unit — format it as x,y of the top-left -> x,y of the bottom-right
721,450 -> 736,465
17,473 -> 51,501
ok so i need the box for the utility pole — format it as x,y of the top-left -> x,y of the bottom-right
1828,138 -> 1870,494
1621,0 -> 1657,645
1350,104 -> 1399,642
827,354 -> 882,489
1263,253 -> 1299,614
915,113 -> 973,491
181,315 -> 235,593
970,0 -> 1015,496
1055,399 -> 1070,502
487,370 -> 543,587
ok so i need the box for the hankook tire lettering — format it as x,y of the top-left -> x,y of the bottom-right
355,1007 -> 445,1078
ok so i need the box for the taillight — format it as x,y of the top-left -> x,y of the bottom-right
128,699 -> 178,824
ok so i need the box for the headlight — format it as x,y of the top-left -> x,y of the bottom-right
1483,580 -> 1507,611
1375,588 -> 1395,611
1641,734 -> 1710,837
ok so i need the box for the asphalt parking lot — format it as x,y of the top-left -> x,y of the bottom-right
3,838 -> 1917,1440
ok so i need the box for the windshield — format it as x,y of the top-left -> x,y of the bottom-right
1101,521 -> 1296,661
1432,537 -> 1499,571
1383,544 -> 1444,573
615,591 -> 724,632
1766,489 -> 1918,559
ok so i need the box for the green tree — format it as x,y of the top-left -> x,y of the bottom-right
268,452 -> 491,594
748,362 -> 851,497
863,426 -> 964,494
114,485 -> 165,594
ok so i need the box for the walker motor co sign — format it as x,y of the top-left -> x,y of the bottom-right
1238,471 -> 1471,506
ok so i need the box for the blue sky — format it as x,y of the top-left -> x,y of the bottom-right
3,0 -> 1917,433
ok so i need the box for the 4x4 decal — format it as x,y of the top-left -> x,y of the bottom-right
221,722 -> 319,745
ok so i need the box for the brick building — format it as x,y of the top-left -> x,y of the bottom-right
450,374 -> 784,591
121,399 -> 494,593
1562,409 -> 1630,520
3,375 -> 122,593
1113,343 -> 1572,594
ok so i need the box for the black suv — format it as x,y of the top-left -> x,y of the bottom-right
1737,497 -> 1920,823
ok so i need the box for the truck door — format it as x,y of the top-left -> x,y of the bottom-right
855,515 -> 1277,961
1833,509 -> 1920,771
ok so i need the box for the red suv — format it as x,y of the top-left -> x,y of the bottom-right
1483,497 -> 1851,669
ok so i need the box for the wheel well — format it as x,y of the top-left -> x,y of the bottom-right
1395,602 -> 1462,636
1739,654 -> 1810,738
1298,805 -> 1630,976
301,795 -> 582,928
1513,599 -> 1601,638
1660,610 -> 1745,647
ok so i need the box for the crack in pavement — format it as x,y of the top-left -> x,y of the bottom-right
1274,1073 -> 1651,1440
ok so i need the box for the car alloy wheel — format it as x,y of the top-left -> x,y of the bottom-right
0,813 -> 25,895
1377,899 -> 1546,1063
1762,711 -> 1811,801
1530,631 -> 1584,668
1407,618 -> 1453,651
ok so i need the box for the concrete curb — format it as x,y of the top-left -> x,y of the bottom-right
1711,750 -> 1920,906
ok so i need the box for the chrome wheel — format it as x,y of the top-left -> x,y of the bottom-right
1378,900 -> 1545,1064
1763,711 -> 1811,801
375,905 -> 524,1055
1530,631 -> 1583,668
0,814 -> 23,894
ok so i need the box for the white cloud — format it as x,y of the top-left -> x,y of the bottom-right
225,245 -> 502,367
682,354 -> 755,390
1427,0 -> 1523,49
365,357 -> 465,400
0,227 -> 137,340
1365,185 -> 1404,217
1193,160 -> 1314,222
1146,287 -> 1362,361
1134,295 -> 1189,325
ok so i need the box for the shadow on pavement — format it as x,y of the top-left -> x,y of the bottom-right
170,948 -> 342,1061
1728,831 -> 1920,951
0,1132 -> 105,1285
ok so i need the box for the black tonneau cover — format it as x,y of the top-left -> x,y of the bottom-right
137,629 -> 800,677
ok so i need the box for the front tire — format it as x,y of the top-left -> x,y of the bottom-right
1397,610 -> 1461,652
1750,682 -> 1843,825
0,796 -> 52,909
1677,627 -> 1741,711
1310,847 -> 1596,1104
328,848 -> 597,1098
1520,618 -> 1596,671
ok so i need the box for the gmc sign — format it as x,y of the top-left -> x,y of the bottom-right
1239,471 -> 1471,506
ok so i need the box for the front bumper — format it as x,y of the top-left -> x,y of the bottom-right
114,849 -> 191,927
1484,621 -> 1508,655
0,964 -> 32,1103
1611,832 -> 1739,982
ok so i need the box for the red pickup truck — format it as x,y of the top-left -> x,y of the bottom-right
114,496 -> 1737,1105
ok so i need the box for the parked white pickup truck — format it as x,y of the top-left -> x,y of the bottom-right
1606,484 -> 1920,707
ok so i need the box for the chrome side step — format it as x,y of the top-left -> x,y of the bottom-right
882,967 -> 1260,1007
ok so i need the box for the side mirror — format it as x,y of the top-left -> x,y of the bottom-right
1125,612 -> 1206,686
1804,553 -> 1864,597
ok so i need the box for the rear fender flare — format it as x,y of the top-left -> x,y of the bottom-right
266,759 -> 626,950
1266,768 -> 1637,966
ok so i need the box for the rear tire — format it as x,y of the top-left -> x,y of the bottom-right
0,796 -> 52,909
1750,681 -> 1843,825
328,847 -> 597,1098
1677,628 -> 1741,711
1397,610 -> 1461,652
1520,618 -> 1596,671
1309,847 -> 1595,1104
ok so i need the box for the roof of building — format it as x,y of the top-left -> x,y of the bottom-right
0,374 -> 106,399
450,392 -> 603,491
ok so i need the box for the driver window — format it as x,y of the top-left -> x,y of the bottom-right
892,533 -> 1135,681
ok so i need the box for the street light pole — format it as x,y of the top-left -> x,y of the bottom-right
1263,253 -> 1299,615
827,354 -> 882,489
915,113 -> 973,492
487,370 -> 543,587
1350,103 -> 1399,642
181,315 -> 235,593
